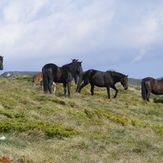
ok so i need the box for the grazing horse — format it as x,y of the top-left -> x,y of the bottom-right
141,77 -> 163,101
0,56 -> 3,70
77,69 -> 128,99
42,60 -> 83,96
32,72 -> 43,86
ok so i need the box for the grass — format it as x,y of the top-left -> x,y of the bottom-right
0,77 -> 162,162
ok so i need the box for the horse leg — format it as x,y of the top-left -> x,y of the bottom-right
106,86 -> 110,99
42,70 -> 49,93
48,80 -> 54,94
90,84 -> 94,96
74,74 -> 78,85
146,90 -> 150,101
76,75 -> 83,92
52,82 -> 56,93
78,81 -> 88,93
63,83 -> 67,96
76,78 -> 81,92
67,82 -> 71,97
111,85 -> 118,98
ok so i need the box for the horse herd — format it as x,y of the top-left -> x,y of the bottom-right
32,59 -> 163,102
0,56 -> 161,102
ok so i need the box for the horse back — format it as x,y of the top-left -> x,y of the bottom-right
42,63 -> 62,82
88,70 -> 112,87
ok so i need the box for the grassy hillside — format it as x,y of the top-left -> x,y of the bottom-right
0,77 -> 162,162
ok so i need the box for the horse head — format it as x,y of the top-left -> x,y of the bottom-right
120,75 -> 128,90
71,59 -> 83,84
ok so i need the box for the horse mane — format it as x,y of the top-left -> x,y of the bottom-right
61,59 -> 80,69
61,61 -> 78,71
107,70 -> 127,77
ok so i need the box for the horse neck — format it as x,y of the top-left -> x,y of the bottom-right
111,72 -> 124,83
62,63 -> 75,75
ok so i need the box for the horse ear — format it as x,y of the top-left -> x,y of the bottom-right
72,59 -> 79,62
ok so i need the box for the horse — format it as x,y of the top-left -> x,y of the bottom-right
32,72 -> 43,86
141,77 -> 163,101
42,60 -> 83,96
77,69 -> 128,99
0,56 -> 3,70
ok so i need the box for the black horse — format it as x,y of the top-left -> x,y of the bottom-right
77,69 -> 128,99
141,77 -> 163,101
42,60 -> 83,96
0,56 -> 3,70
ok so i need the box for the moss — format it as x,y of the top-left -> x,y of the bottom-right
84,108 -> 135,126
0,110 -> 25,119
0,119 -> 79,138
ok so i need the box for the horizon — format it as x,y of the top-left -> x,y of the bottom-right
0,0 -> 163,78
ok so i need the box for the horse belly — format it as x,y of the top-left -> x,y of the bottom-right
152,89 -> 163,95
94,83 -> 105,87
91,78 -> 105,87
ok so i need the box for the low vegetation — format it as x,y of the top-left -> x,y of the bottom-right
0,77 -> 162,162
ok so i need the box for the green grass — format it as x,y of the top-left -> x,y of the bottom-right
0,77 -> 162,162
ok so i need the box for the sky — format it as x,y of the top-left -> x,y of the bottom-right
0,0 -> 163,78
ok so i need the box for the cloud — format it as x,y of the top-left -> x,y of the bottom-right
0,0 -> 115,60
0,0 -> 163,74
129,16 -> 160,63
131,47 -> 150,63
106,1 -> 163,63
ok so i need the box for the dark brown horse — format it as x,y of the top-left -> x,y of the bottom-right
77,69 -> 128,99
141,77 -> 163,101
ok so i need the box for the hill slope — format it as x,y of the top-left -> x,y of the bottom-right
0,77 -> 162,162
0,71 -> 38,78
0,71 -> 141,86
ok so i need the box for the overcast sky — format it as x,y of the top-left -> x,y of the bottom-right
0,0 -> 163,78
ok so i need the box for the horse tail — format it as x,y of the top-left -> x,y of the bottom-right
141,79 -> 147,100
42,67 -> 49,93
